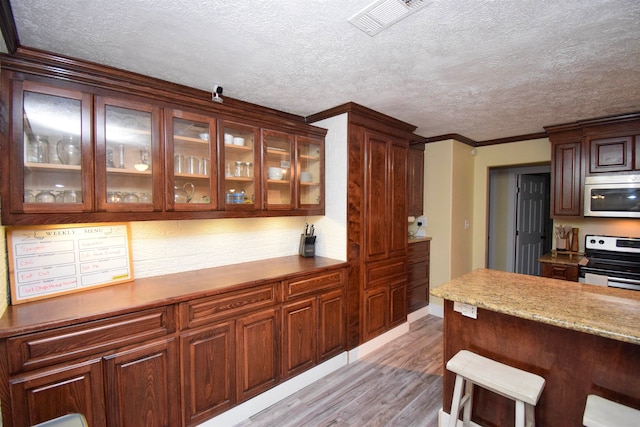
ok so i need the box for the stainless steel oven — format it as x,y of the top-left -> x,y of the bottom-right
579,235 -> 640,291
583,174 -> 640,218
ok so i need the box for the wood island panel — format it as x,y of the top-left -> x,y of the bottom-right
432,269 -> 640,426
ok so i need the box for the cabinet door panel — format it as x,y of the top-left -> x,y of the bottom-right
166,109 -> 218,211
552,140 -> 582,217
282,298 -> 316,379
318,289 -> 346,361
10,358 -> 105,427
263,129 -> 294,209
390,281 -> 407,326
408,147 -> 424,217
364,133 -> 389,261
236,308 -> 279,401
95,96 -> 163,212
220,120 -> 261,210
390,143 -> 408,257
103,338 -> 179,427
12,79 -> 94,214
589,136 -> 633,173
181,322 -> 235,426
363,287 -> 388,341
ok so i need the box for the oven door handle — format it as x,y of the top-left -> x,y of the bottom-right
609,276 -> 640,286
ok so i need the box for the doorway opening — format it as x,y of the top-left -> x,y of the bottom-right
487,164 -> 552,275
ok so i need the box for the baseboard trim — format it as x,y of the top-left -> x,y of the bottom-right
199,352 -> 348,426
200,311 -> 436,426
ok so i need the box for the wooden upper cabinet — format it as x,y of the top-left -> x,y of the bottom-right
407,146 -> 424,217
263,129 -> 295,210
219,120 -> 262,210
95,95 -> 163,213
551,139 -> 583,217
589,135 -> 634,173
9,78 -> 94,215
165,108 -> 218,210
1,57 -> 326,224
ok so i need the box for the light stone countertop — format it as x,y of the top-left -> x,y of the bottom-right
430,268 -> 640,345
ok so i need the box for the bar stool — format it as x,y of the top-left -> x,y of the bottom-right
32,413 -> 88,427
445,350 -> 545,427
583,394 -> 640,427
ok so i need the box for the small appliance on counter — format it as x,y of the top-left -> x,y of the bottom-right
299,223 -> 316,257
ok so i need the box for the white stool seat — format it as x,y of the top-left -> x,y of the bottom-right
583,394 -> 640,427
32,414 -> 88,427
445,350 -> 545,427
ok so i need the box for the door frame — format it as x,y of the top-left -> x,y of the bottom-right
488,164 -> 551,273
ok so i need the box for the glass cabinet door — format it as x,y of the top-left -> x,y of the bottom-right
166,110 -> 217,210
263,130 -> 294,209
297,136 -> 324,208
220,121 -> 260,209
15,80 -> 92,213
95,96 -> 162,212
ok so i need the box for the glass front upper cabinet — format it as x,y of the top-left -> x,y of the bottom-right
16,80 -> 93,213
296,136 -> 324,209
263,130 -> 294,209
220,121 -> 260,209
166,110 -> 217,210
95,96 -> 162,212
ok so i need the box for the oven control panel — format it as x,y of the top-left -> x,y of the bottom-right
585,235 -> 640,253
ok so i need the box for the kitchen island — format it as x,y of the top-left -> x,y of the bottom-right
431,268 -> 640,426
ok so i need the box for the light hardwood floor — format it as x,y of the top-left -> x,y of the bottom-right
235,314 -> 444,427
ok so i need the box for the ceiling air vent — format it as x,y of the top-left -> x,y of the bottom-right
348,0 -> 432,36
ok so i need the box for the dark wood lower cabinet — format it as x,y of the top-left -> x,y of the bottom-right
236,308 -> 280,402
180,321 -> 236,426
540,262 -> 579,281
10,358 -> 106,427
103,338 -> 180,427
408,240 -> 430,313
0,259 -> 347,427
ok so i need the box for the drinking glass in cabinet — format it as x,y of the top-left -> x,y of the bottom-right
298,140 -> 322,206
22,90 -> 84,204
172,117 -> 213,206
105,105 -> 153,203
223,126 -> 256,207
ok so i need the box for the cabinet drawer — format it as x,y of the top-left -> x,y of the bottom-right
408,241 -> 429,260
180,283 -> 278,329
408,260 -> 429,286
365,258 -> 406,289
283,269 -> 345,300
8,306 -> 175,374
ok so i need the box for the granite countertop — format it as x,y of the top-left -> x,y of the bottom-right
430,268 -> 640,345
538,251 -> 584,266
408,236 -> 432,243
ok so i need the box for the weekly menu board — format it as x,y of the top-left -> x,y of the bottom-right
7,223 -> 134,304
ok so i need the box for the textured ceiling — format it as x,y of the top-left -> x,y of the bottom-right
8,0 -> 640,141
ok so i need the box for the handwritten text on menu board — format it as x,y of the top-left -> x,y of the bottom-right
7,223 -> 133,304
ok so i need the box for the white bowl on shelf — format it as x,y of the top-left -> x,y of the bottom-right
232,137 -> 245,146
267,167 -> 284,180
224,133 -> 233,145
300,171 -> 312,182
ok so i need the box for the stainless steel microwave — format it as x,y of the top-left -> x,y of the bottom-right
583,174 -> 640,218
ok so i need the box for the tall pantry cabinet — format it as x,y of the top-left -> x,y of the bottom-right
308,103 -> 417,347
